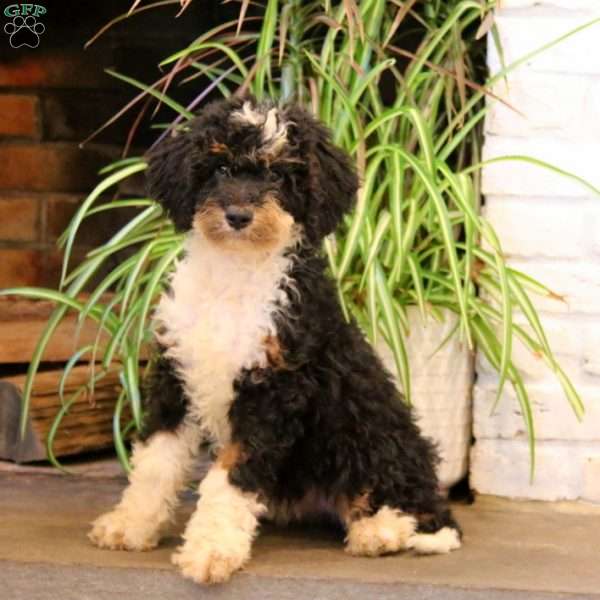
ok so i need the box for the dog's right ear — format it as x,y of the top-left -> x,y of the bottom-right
146,130 -> 196,231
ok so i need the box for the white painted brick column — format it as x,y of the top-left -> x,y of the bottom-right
472,0 -> 600,502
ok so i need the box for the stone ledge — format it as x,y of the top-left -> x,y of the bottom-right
1,473 -> 599,598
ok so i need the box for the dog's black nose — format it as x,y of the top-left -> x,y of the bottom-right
225,206 -> 253,230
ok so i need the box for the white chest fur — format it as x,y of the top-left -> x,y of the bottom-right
153,235 -> 293,447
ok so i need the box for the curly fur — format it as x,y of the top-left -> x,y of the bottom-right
90,97 -> 461,585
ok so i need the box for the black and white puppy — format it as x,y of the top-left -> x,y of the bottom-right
89,97 -> 461,584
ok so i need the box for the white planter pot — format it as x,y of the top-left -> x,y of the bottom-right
375,306 -> 473,490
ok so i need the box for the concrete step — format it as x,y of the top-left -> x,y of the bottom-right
1,472 -> 599,599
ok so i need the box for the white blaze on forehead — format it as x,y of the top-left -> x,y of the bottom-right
262,108 -> 278,139
231,101 -> 265,127
230,101 -> 288,158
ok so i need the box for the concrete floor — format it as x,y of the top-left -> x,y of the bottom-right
2,471 -> 600,599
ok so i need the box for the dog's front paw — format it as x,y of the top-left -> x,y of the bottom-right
172,540 -> 250,584
88,509 -> 159,551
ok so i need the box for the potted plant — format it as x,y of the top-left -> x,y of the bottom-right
2,0 -> 589,485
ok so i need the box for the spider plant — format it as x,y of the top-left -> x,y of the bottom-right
2,0 -> 597,475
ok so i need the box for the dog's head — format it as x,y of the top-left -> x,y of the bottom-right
146,97 -> 358,252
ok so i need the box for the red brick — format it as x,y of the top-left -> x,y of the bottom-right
41,248 -> 72,288
0,95 -> 40,138
0,195 -> 40,242
45,195 -> 136,245
0,51 -> 112,89
0,143 -> 115,193
0,249 -> 43,287
45,196 -> 81,242
41,91 -> 129,144
0,246 -> 93,288
38,247 -> 93,288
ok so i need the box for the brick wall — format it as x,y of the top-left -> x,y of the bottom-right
0,62 -> 119,287
472,0 -> 600,502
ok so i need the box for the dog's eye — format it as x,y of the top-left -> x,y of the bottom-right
217,165 -> 231,177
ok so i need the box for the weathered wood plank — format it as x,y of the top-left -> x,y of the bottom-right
0,297 -> 150,363
0,366 -> 130,463
0,297 -> 110,363
4,364 -> 121,398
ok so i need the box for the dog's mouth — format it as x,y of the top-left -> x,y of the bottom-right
193,195 -> 296,252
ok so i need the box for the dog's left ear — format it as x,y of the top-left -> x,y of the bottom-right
146,130 -> 195,231
285,107 -> 359,243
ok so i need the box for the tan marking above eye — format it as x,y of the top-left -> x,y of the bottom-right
210,142 -> 231,155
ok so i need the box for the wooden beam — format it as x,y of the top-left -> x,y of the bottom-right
0,365 -> 129,462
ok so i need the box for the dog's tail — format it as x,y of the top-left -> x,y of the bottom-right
406,509 -> 462,555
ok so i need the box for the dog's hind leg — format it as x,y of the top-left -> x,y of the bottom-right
406,507 -> 462,555
340,491 -> 461,557
88,423 -> 201,551
343,501 -> 461,556
344,504 -> 417,556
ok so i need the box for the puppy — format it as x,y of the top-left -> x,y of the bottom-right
89,97 -> 461,584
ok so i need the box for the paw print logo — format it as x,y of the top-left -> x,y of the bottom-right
4,15 -> 45,48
